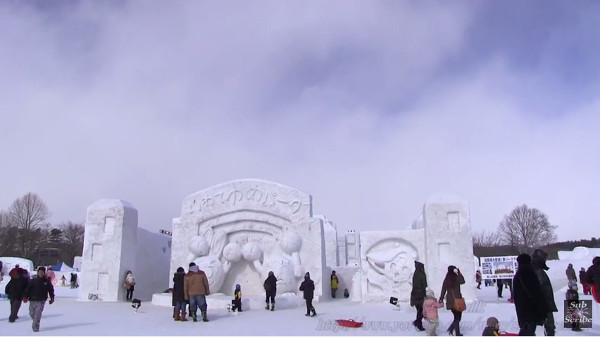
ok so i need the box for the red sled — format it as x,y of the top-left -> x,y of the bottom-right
336,319 -> 363,328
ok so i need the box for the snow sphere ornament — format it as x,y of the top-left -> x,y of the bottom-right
280,231 -> 302,255
223,242 -> 243,262
242,242 -> 262,261
189,236 -> 210,256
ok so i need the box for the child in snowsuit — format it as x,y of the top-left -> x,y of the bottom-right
566,281 -> 582,332
5,268 -> 29,323
422,288 -> 443,336
482,317 -> 500,336
23,267 -> 55,332
232,284 -> 242,312
264,271 -> 277,311
299,272 -> 316,317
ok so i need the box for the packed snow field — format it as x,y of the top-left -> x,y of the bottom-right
1,285 -> 599,336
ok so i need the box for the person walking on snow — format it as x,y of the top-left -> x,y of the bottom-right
5,268 -> 29,322
299,272 -> 316,317
439,265 -> 465,336
23,267 -> 55,332
410,261 -> 427,331
532,249 -> 558,336
263,271 -> 277,311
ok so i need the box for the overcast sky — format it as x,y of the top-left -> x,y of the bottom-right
1,1 -> 599,242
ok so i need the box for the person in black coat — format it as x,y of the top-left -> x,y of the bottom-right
299,272 -> 316,317
172,267 -> 187,321
5,268 -> 29,322
532,249 -> 558,336
410,261 -> 427,331
23,267 -> 55,332
264,271 -> 277,311
513,253 -> 549,336
585,256 -> 600,301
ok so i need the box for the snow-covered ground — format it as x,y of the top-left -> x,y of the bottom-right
1,283 -> 599,336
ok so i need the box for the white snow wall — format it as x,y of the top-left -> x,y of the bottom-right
79,200 -> 170,302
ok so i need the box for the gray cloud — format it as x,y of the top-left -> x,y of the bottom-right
1,1 -> 598,241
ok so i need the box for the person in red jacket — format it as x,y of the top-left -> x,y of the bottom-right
23,267 -> 55,332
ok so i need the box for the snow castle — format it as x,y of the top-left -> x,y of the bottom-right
78,179 -> 475,307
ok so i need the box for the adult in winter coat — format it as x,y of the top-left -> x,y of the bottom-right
5,268 -> 29,322
585,256 -> 600,302
410,261 -> 427,331
23,267 -> 55,332
579,267 -> 590,295
184,263 -> 210,322
476,270 -> 482,289
299,272 -> 316,317
172,267 -> 187,321
512,253 -> 549,336
566,264 -> 577,282
532,249 -> 558,336
263,271 -> 277,311
330,271 -> 339,298
439,265 -> 465,336
124,271 -> 135,301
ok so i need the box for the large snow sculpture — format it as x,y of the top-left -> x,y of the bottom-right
169,179 -> 327,297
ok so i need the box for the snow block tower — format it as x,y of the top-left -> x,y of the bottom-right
422,192 -> 476,302
79,199 -> 138,302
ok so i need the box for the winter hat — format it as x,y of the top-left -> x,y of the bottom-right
486,317 -> 499,328
425,288 -> 434,297
517,253 -> 532,265
37,266 -> 46,272
304,272 -> 310,279
235,284 -> 241,290
532,249 -> 549,270
268,271 -> 274,276
189,262 -> 196,268
189,265 -> 199,273
176,267 -> 184,273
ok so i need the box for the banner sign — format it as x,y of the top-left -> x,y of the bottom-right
480,256 -> 518,280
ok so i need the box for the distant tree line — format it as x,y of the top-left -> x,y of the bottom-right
0,193 -> 84,267
473,204 -> 598,260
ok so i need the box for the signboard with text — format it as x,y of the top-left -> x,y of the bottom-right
480,256 -> 518,280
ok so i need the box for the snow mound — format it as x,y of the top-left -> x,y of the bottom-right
558,246 -> 600,260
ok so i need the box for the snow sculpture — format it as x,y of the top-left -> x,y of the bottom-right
169,179 -> 327,297
360,235 -> 421,302
187,228 -> 230,293
79,199 -> 137,302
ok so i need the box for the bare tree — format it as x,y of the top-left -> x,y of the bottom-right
473,230 -> 502,247
497,204 -> 557,254
59,221 -> 85,265
8,193 -> 51,258
0,211 -> 18,256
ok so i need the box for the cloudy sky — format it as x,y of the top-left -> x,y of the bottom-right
1,1 -> 599,242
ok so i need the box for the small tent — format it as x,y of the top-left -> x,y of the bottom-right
50,262 -> 76,272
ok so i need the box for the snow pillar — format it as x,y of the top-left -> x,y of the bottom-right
79,199 -> 138,302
